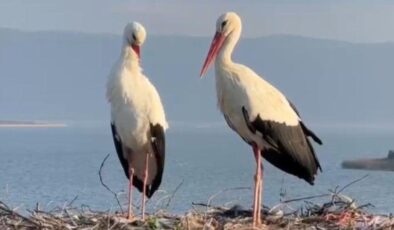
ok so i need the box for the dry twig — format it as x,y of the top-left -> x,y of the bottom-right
98,153 -> 124,212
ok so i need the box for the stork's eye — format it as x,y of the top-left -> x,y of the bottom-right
221,21 -> 227,28
132,33 -> 137,41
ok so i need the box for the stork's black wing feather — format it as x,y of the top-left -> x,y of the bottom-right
242,107 -> 322,185
146,123 -> 166,198
110,123 -> 130,179
300,122 -> 322,145
111,122 -> 165,198
287,100 -> 323,145
242,107 -> 256,134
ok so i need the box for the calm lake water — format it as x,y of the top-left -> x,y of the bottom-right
0,124 -> 393,214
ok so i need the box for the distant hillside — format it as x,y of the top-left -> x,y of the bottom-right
1,28 -> 394,127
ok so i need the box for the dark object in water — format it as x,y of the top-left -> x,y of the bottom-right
388,150 -> 394,159
342,150 -> 394,171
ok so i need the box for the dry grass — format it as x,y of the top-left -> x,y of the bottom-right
1,190 -> 393,230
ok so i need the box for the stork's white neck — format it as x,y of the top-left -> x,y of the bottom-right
215,29 -> 241,67
120,43 -> 141,72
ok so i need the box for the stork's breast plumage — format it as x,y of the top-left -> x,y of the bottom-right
217,75 -> 258,144
111,103 -> 150,150
216,66 -> 300,146
108,72 -> 162,150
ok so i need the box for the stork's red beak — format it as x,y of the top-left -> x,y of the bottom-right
200,32 -> 225,77
132,44 -> 140,59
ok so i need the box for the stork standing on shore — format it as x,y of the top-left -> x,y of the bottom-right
107,22 -> 168,220
200,12 -> 322,227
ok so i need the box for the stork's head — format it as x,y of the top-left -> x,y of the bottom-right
200,12 -> 242,77
123,22 -> 147,59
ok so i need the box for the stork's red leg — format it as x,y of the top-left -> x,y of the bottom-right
141,153 -> 149,221
252,143 -> 262,227
252,155 -> 258,224
127,168 -> 135,220
257,153 -> 263,223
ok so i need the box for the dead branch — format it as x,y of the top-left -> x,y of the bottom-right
337,174 -> 369,194
164,179 -> 184,210
282,193 -> 330,204
0,203 -> 40,227
207,186 -> 250,207
67,195 -> 79,208
98,153 -> 123,212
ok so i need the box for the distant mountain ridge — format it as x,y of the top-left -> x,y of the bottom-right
1,28 -> 393,127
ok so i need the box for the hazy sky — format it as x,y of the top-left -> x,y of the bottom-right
1,0 -> 394,43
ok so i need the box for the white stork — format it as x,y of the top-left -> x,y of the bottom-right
107,22 -> 168,220
200,12 -> 322,227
